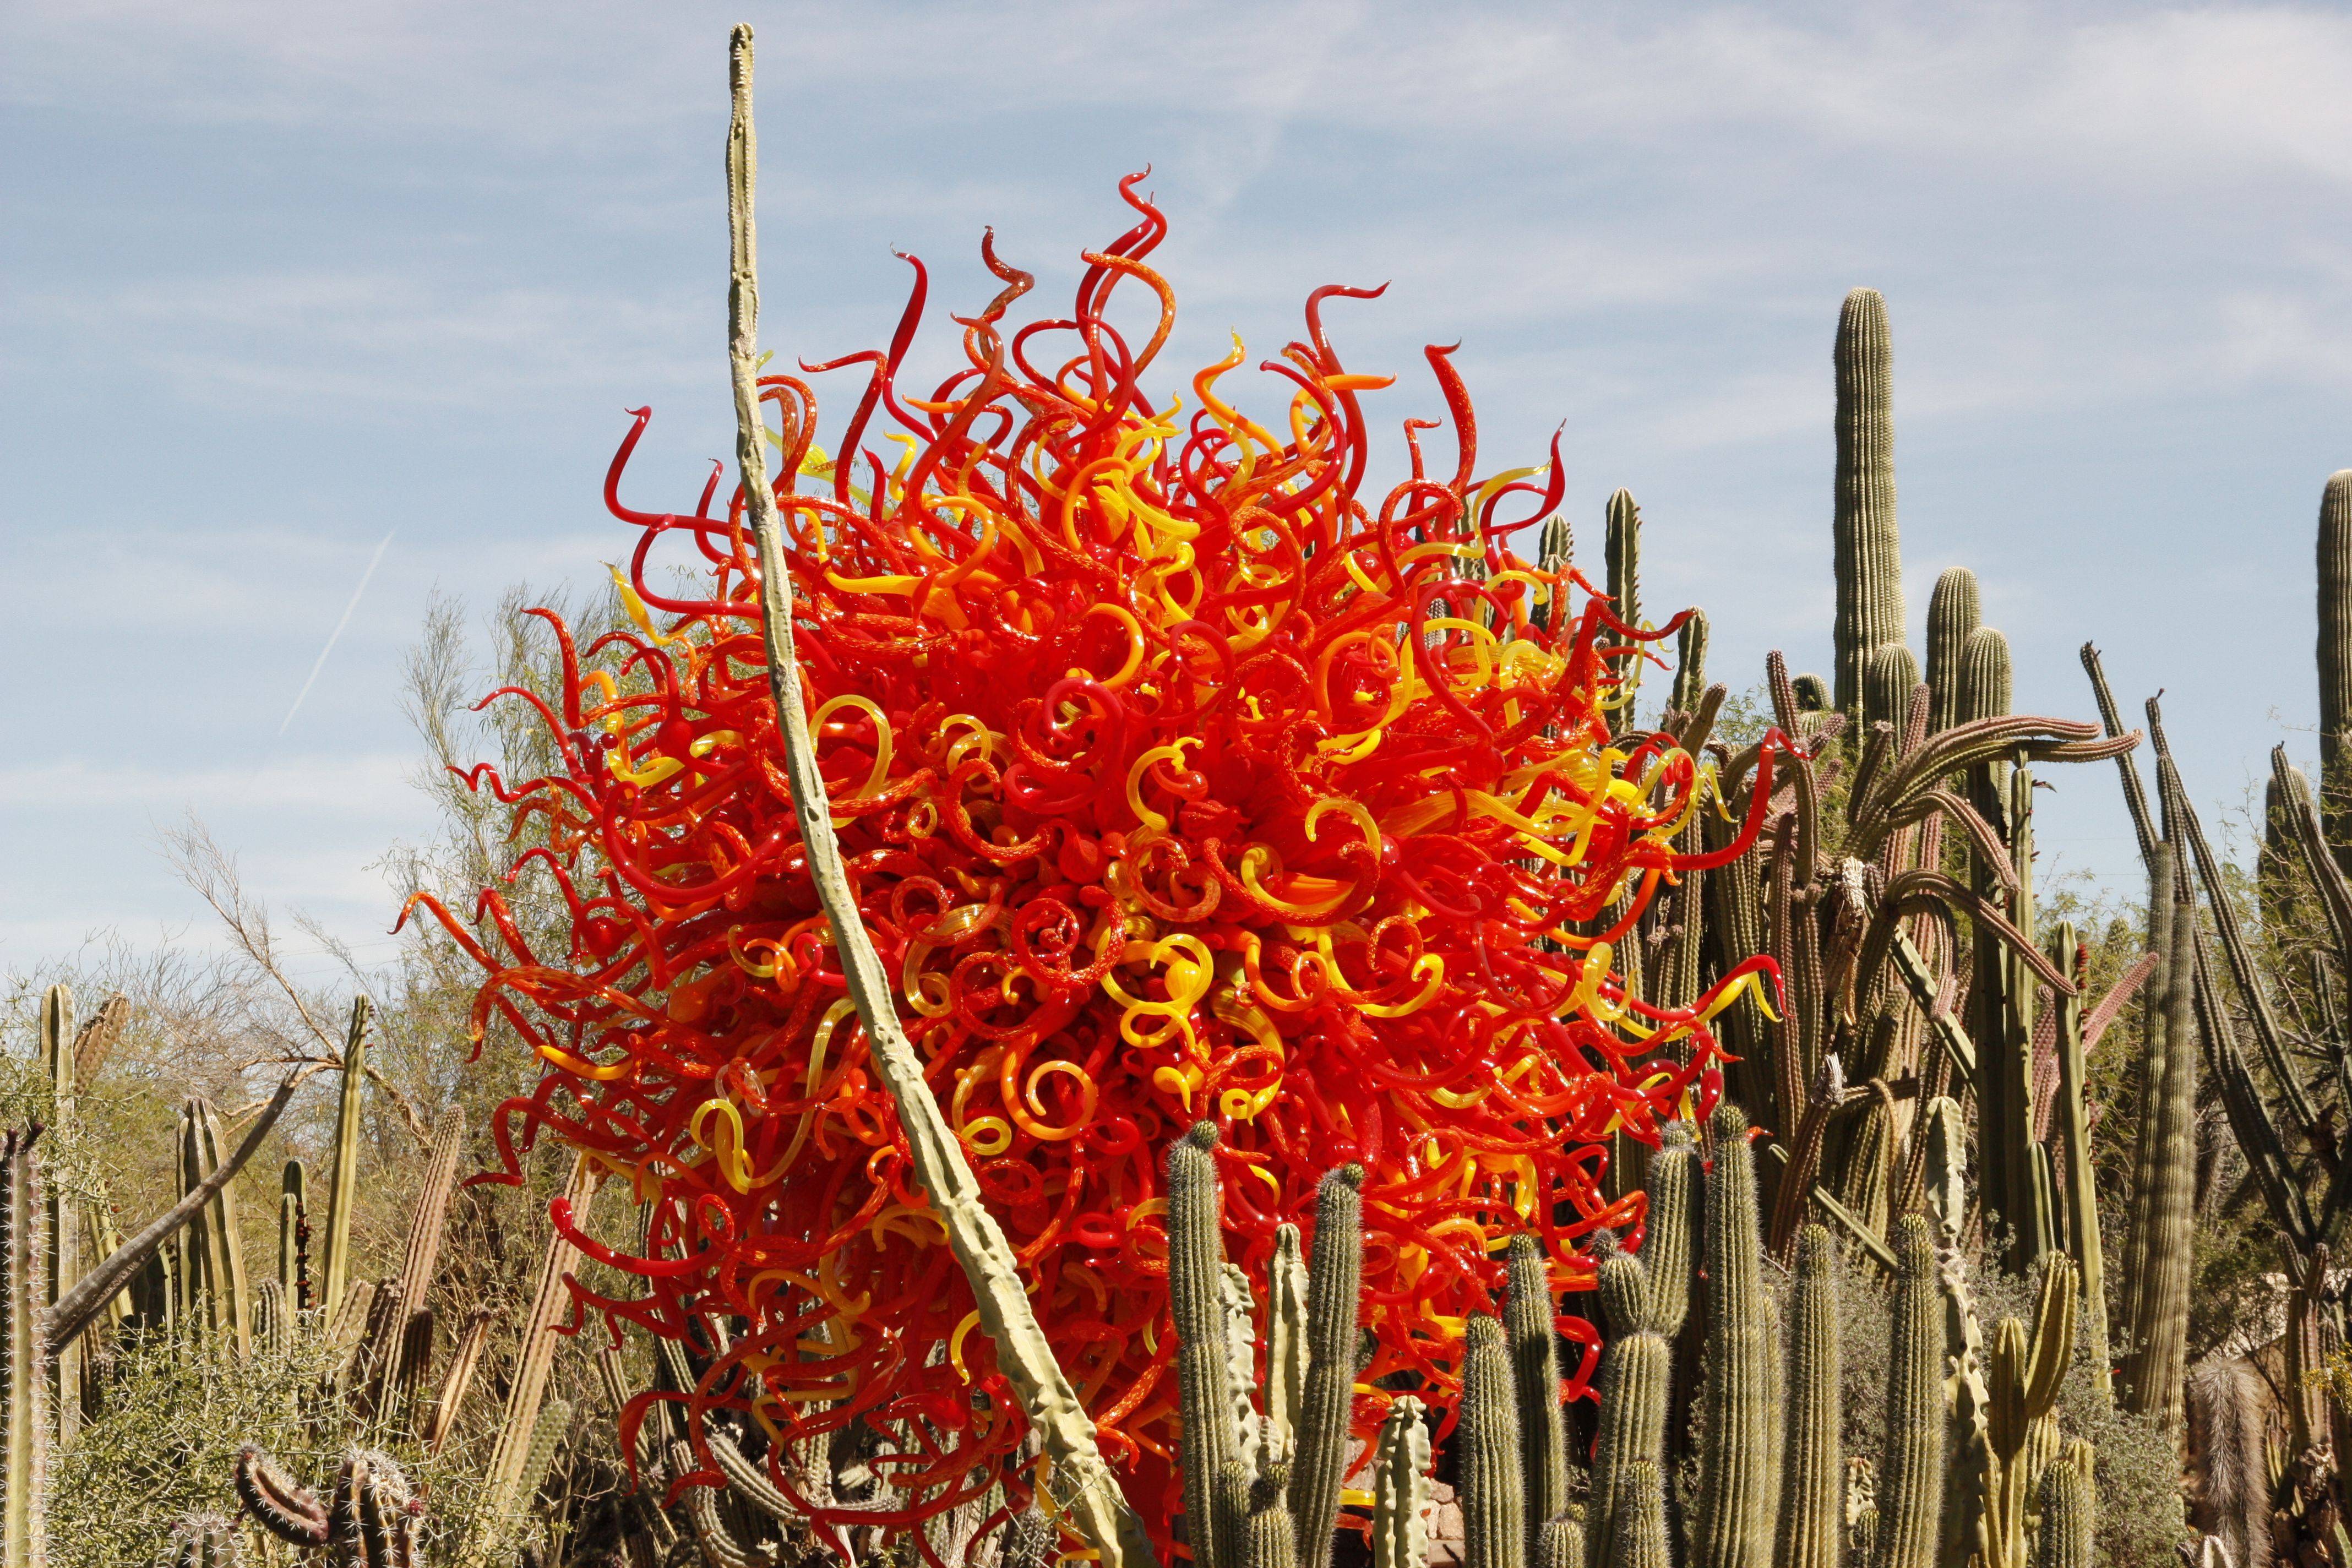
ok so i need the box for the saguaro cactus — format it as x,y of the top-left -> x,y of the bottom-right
2320,469 -> 2352,865
1833,287 -> 1904,726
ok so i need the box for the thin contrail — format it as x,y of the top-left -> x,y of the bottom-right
280,531 -> 395,736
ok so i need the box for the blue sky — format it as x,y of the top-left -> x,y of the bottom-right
4,1 -> 2349,976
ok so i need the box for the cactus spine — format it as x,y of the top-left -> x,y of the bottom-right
1169,1124 -> 1237,1568
1872,1215 -> 1944,1568
2320,470 -> 2352,865
319,997 -> 371,1322
1694,1102 -> 1771,1568
1832,286 -> 1904,727
1774,1226 -> 1842,1568
172,1514 -> 238,1568
1925,568 -> 1980,734
1458,1315 -> 1524,1568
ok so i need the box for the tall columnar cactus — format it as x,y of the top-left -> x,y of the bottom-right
2121,876 -> 2198,1433
1291,1164 -> 1363,1568
1505,1236 -> 1568,1547
1587,1242 -> 1668,1567
1984,1257 -> 2078,1568
1865,643 -> 1921,747
1168,1124 -> 1237,1568
319,997 -> 372,1322
2030,1458 -> 2093,1568
1369,1397 -> 1431,1568
1925,568 -> 1980,734
35,990 -> 75,1444
1458,1315 -> 1525,1568
183,1098 -> 253,1354
1694,1102 -> 1771,1568
1605,488 -> 1642,727
2047,922 -> 2110,1404
279,1159 -> 308,1313
1872,1216 -> 1943,1568
1832,286 -> 1904,727
1775,1226 -> 1842,1568
2320,469 -> 2352,866
1534,515 -> 1572,631
1,1130 -> 47,1568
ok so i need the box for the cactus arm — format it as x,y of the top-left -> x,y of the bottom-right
1167,1124 -> 1236,1568
50,1069 -> 300,1352
1369,1396 -> 1430,1568
1667,609 -> 1709,720
1504,1236 -> 1568,1546
424,1307 -> 493,1456
233,1446 -> 329,1547
1604,489 -> 1641,728
2270,748 -> 2352,968
2029,1457 -> 2093,1568
1693,1102 -> 1772,1568
1925,570 -> 1979,736
1536,1518 -> 1582,1568
719,31 -> 1152,1566
1457,1315 -> 1525,1568
1288,1164 -> 1364,1568
1638,1121 -> 1695,1337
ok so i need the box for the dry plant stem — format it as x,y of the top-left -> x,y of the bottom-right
723,25 -> 1156,1568
49,1069 -> 301,1351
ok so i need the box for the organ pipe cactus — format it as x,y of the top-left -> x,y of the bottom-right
1605,488 -> 1641,727
1984,1257 -> 2078,1568
1694,1102 -> 1772,1568
2,1130 -> 46,1568
1505,1235 -> 1569,1547
280,1158 -> 308,1313
2120,867 -> 2199,1431
1832,286 -> 1904,727
35,992 -> 75,1442
1586,1240 -> 1668,1566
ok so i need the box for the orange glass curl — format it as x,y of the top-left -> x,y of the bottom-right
410,178 -> 1787,1560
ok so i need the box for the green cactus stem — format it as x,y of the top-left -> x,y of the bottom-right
279,1159 -> 307,1313
1537,1517 -> 1583,1568
1534,515 -> 1571,632
2115,842 -> 2172,1348
1865,644 -> 1921,749
1832,287 -> 1904,727
1290,1163 -> 1364,1568
1985,1257 -> 2078,1568
1458,1314 -> 1525,1568
1505,1235 -> 1568,1545
187,1099 -> 253,1354
1694,1101 -> 1771,1568
36,991 -> 75,1443
1168,1123 -> 1236,1568
423,1308 -> 492,1456
1610,1461 -> 1669,1568
1925,568 -> 1980,734
1241,1465 -> 1294,1568
172,1513 -> 239,1568
1792,672 -> 1830,714
2120,879 -> 2197,1433
330,1449 -> 418,1568
722,30 -> 1153,1564
1588,1255 -> 1668,1568
2320,470 -> 2352,867
1774,1226 -> 1842,1568
1370,1396 -> 1430,1568
2047,922 -> 2109,1404
1668,610 -> 1709,719
2030,1457 -> 2092,1568
319,997 -> 371,1323
1264,1223 -> 1308,1458
1872,1216 -> 1943,1568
